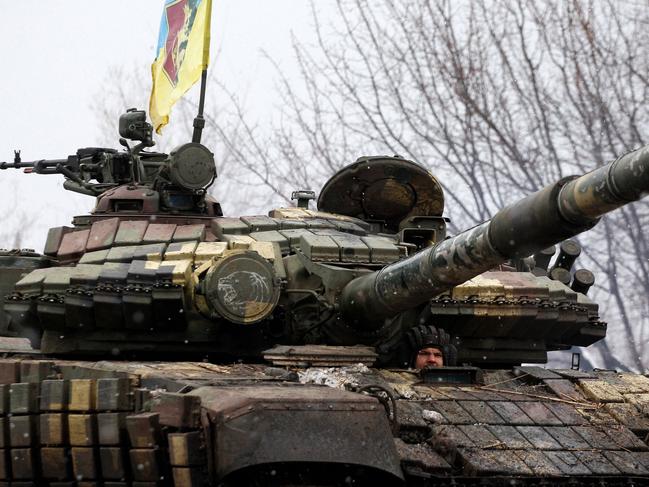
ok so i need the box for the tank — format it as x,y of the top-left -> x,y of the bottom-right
1,110 -> 649,485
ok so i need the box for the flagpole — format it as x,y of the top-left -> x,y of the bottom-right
192,69 -> 208,143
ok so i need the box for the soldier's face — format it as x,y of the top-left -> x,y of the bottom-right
415,346 -> 444,369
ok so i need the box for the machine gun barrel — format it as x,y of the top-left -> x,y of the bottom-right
0,159 -> 68,174
340,145 -> 649,328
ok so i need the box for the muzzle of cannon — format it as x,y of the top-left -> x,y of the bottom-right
340,146 -> 649,328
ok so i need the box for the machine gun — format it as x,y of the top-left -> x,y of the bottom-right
0,109 -> 216,205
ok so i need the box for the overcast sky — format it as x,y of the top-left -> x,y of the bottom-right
0,0 -> 325,250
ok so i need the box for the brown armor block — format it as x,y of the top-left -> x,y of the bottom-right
100,447 -> 128,480
486,425 -> 533,449
428,401 -> 473,425
603,450 -> 649,475
457,401 -> 504,424
393,438 -> 451,472
68,379 -> 97,412
487,401 -> 534,425
68,414 -> 98,446
57,229 -> 90,261
98,413 -> 127,446
544,451 -> 591,475
44,226 -> 71,256
9,415 -> 38,447
436,388 -> 476,400
70,447 -> 99,480
603,425 -> 649,451
129,448 -> 162,481
126,413 -> 162,448
40,380 -> 69,412
0,362 -> 20,386
544,426 -> 592,449
96,378 -> 132,412
515,401 -> 562,425
86,218 -> 120,252
151,393 -> 201,429
40,379 -> 69,411
515,450 -> 563,476
574,450 -> 620,475
19,361 -> 55,383
543,402 -> 586,425
40,413 -> 67,446
10,448 -> 36,479
9,383 -> 39,414
0,419 -> 5,449
0,449 -> 7,479
40,447 -> 71,480
514,426 -> 560,450
173,466 -> 206,487
431,425 -> 476,447
458,448 -> 506,475
514,366 -> 561,380
134,389 -> 152,412
168,431 -> 205,466
0,385 -> 8,415
490,451 -> 533,475
457,425 -> 499,448
544,378 -> 586,402
143,223 -> 177,244
572,425 -> 618,450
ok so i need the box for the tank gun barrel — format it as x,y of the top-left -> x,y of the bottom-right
340,145 -> 649,328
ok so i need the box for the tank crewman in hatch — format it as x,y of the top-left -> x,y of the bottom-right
405,324 -> 457,369
415,345 -> 445,369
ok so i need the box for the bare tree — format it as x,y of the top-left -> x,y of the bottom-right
211,0 -> 649,371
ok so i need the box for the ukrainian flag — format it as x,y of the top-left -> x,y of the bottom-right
150,0 -> 212,134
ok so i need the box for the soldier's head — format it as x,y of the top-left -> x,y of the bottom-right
405,324 -> 457,369
415,346 -> 444,369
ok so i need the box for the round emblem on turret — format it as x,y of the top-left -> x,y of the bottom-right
203,251 -> 280,324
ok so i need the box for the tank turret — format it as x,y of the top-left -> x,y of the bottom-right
3,113 -> 649,367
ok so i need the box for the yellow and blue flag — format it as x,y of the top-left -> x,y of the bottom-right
150,0 -> 212,134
